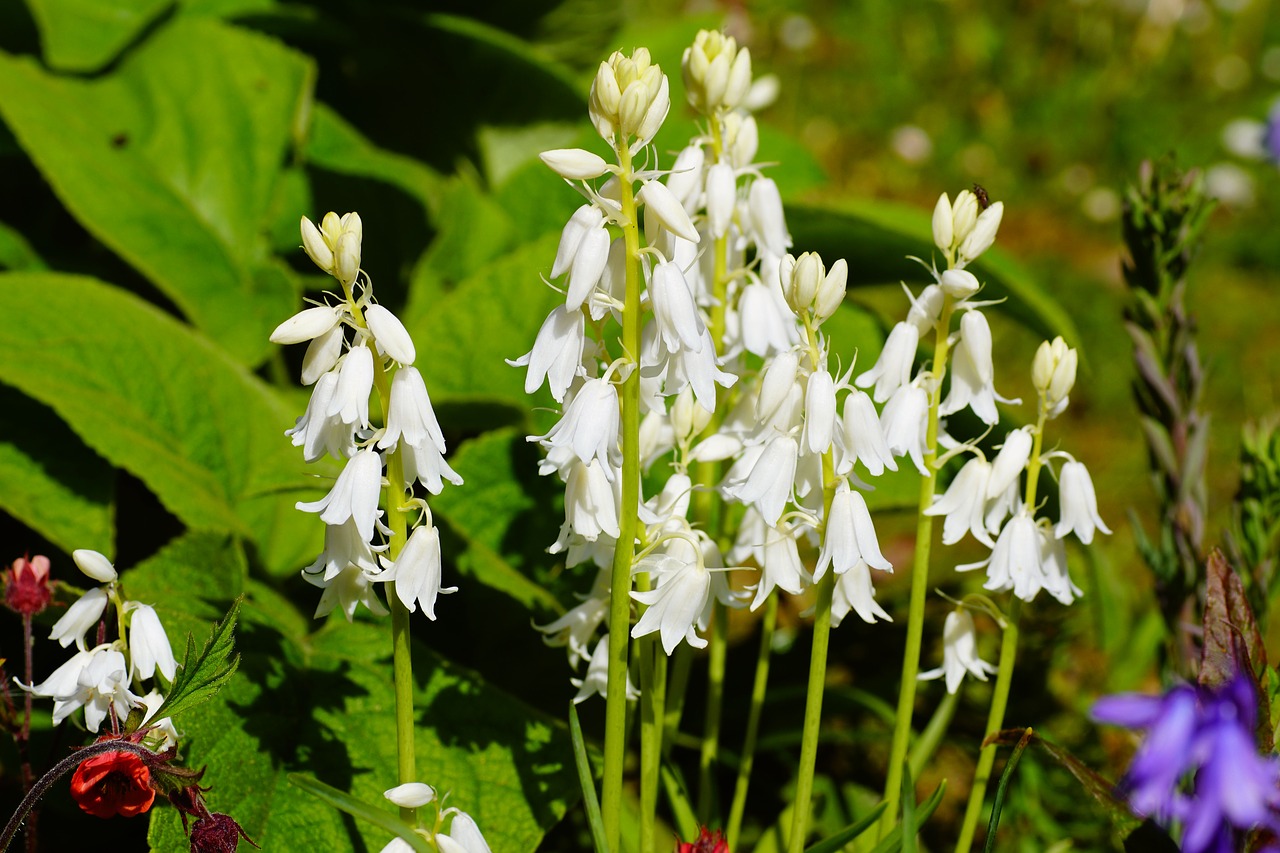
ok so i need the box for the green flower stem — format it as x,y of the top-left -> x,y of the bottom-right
351,290 -> 417,822
697,599 -> 728,817
638,625 -> 667,853
787,318 -> 841,853
879,294 -> 956,839
953,599 -> 1021,853
954,404 -> 1046,853
602,138 -> 645,852
726,592 -> 778,849
663,645 -> 694,758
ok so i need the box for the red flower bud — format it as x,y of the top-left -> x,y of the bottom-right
190,812 -> 257,852
70,749 -> 156,818
676,826 -> 729,853
4,555 -> 51,617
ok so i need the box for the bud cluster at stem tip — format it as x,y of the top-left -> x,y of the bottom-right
1032,336 -> 1078,417
681,29 -> 752,116
779,251 -> 848,324
588,48 -> 670,151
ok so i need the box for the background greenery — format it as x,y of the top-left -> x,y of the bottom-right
0,0 -> 1277,850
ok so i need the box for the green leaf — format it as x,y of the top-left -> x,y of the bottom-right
1201,549 -> 1272,750
984,728 -> 1035,852
146,614 -> 579,852
0,272 -> 324,575
0,385 -> 114,557
802,803 -> 887,853
0,219 -> 46,271
569,703 -> 610,853
287,774 -> 432,853
155,597 -> 242,724
866,781 -> 945,853
787,201 -> 1082,347
0,18 -> 313,365
431,428 -> 564,613
304,102 -> 444,217
660,763 -> 698,842
23,0 -> 169,72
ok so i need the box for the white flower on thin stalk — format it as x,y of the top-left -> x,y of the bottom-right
364,304 -> 416,366
880,383 -> 930,476
287,371 -> 357,462
401,435 -> 462,496
508,305 -> 586,403
68,649 -> 140,733
737,274 -> 801,358
830,560 -> 892,627
815,480 -> 892,580
1038,525 -> 1082,605
665,144 -> 706,210
649,261 -> 705,355
631,535 -> 711,654
722,433 -> 799,527
535,566 -> 610,668
856,322 -> 919,404
304,562 -> 388,621
379,366 -> 446,455
835,389 -> 898,478
562,458 -> 621,541
22,647 -> 99,724
304,518 -> 385,582
125,603 -> 176,683
327,345 -> 375,429
1055,460 -> 1111,545
571,635 -> 638,705
437,811 -> 494,853
940,310 -> 1019,426
750,521 -> 810,611
961,509 -> 1059,603
296,448 -> 384,542
49,587 -> 109,651
705,162 -> 737,239
383,782 -> 436,809
923,456 -> 996,547
379,524 -> 456,619
801,368 -> 838,456
649,323 -> 737,412
532,376 -> 621,477
302,324 -> 345,385
919,609 -> 996,694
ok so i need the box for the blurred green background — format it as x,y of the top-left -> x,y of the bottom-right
1,0 -> 1279,850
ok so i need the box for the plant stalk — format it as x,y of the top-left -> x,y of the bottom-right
726,592 -> 777,849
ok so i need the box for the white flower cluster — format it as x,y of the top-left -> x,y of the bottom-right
22,550 -> 177,744
275,212 -> 461,621
525,33 -> 899,698
378,782 -> 492,853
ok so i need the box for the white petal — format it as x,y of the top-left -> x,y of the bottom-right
365,305 -> 416,365
540,148 -> 610,180
73,549 -> 117,583
271,305 -> 343,345
640,180 -> 700,243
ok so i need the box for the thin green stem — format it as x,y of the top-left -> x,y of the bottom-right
953,599 -> 1021,853
880,295 -> 956,839
726,592 -> 777,849
663,645 -> 694,758
697,599 -> 728,817
602,139 -> 644,853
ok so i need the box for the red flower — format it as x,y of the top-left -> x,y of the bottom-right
4,554 -> 51,617
676,826 -> 729,853
70,750 -> 156,818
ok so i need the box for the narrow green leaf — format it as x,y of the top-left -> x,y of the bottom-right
900,762 -> 916,853
155,598 -> 241,724
0,19 -> 313,365
569,704 -> 610,853
23,0 -> 169,72
287,774 -> 432,853
802,803 -> 887,853
0,272 -> 324,575
660,763 -> 698,842
867,782 -> 945,853
421,13 -> 583,97
984,728 -> 1035,852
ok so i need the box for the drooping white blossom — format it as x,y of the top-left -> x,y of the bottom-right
856,322 -> 919,404
364,304 -> 416,365
379,524 -> 456,618
296,448 -> 384,542
1055,460 -> 1111,545
815,480 -> 892,579
924,456 -> 996,547
830,560 -> 892,626
509,305 -> 586,403
49,587 -> 109,650
126,603 -> 176,683
919,609 -> 996,694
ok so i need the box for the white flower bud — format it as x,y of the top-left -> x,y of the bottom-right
301,324 -> 344,386
782,251 -> 825,315
931,193 -> 953,252
270,305 -> 343,345
705,162 -> 736,239
802,369 -> 837,455
940,269 -> 980,299
1032,336 -> 1077,413
364,304 -> 416,365
127,602 -> 177,682
589,60 -> 622,140
319,211 -> 343,244
724,112 -> 759,169
590,49 -> 668,147
670,386 -> 712,441
540,148 -> 610,181
552,205 -> 605,280
73,549 -> 118,584
384,783 -> 436,809
566,223 -> 610,311
633,75 -> 670,149
813,259 -> 848,323
619,81 -> 650,137
958,201 -> 1003,265
950,190 -> 979,244
334,230 -> 361,288
758,349 -> 799,422
724,47 -> 753,109
339,212 -> 362,244
639,180 -> 700,243
682,30 -> 750,115
300,216 -> 334,272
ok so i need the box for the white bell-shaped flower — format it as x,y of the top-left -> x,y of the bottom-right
535,567 -> 609,668
906,284 -> 945,337
986,427 -> 1033,501
539,148 -> 610,181
327,345 -> 374,428
631,539 -> 711,654
49,587 -> 109,650
705,162 -> 736,239
747,178 -> 790,257
288,371 -> 357,462
665,144 -> 706,209
1055,460 -> 1111,545
801,368 -> 837,455
723,434 -> 798,526
296,448 -> 384,542
649,261 -> 705,354
940,310 -> 1019,425
533,377 -> 621,477
552,205 -> 605,279
379,366 -> 446,454
815,480 -> 892,580
737,277 -> 800,357
126,603 -> 177,683
72,649 -> 140,732
835,389 -> 898,478
924,456 -> 995,547
73,549 -> 118,584
509,305 -> 586,403
383,782 -> 436,809
919,609 -> 996,694
640,180 -> 700,244
304,562 -> 388,621
856,322 -> 919,404
400,435 -> 464,496
23,647 -> 98,723
880,384 -> 930,476
379,525 -> 456,619
571,634 -> 639,705
364,304 -> 416,366
830,559 -> 892,626
302,324 -> 345,386
750,521 -> 810,610
304,518 -> 384,582
562,459 -> 621,541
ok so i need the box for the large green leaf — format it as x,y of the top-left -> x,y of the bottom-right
432,428 -> 564,614
0,272 -> 322,575
22,0 -> 169,72
0,384 -> 114,557
146,610 -> 578,852
0,220 -> 46,271
787,200 -> 1082,347
0,17 -> 313,365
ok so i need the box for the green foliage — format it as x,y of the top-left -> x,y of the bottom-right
153,597 -> 242,725
286,775 -> 433,853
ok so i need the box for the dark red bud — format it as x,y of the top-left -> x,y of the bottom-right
4,555 -> 51,617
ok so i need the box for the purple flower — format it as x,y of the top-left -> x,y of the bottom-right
1266,100 -> 1280,165
1093,674 -> 1280,853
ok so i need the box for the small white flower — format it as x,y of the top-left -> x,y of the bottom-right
940,310 -> 1019,425
919,609 -> 996,694
287,372 -> 356,462
1055,460 -> 1111,545
931,193 -> 954,253
126,603 -> 177,683
967,510 -> 1047,603
304,518 -> 384,582
924,456 -> 995,547
880,384 -> 930,476
364,304 -> 416,365
665,144 -> 705,209
905,284 -> 944,337
21,647 -> 98,723
705,162 -> 737,239
439,812 -> 494,853
401,438 -> 464,495
379,366 -> 445,454
986,427 -> 1033,501
552,205 -> 605,279
73,549 -> 118,584
137,689 -> 179,750
49,587 -> 109,650
815,480 -> 892,580
639,180 -> 700,243
270,305 -> 344,345
649,261 -> 705,354
957,202 -> 1003,267
327,345 -> 374,428
535,378 -> 621,476
304,562 -> 388,621
540,148 -> 610,181
835,389 -> 898,478
566,222 -> 610,311
747,178 -> 790,257
508,305 -> 586,403
296,448 -> 384,542
1033,337 -> 1078,417
856,322 -> 919,404
563,459 -> 621,541
830,560 -> 892,627
73,649 -> 140,732
535,571 -> 609,668
383,782 -> 436,809
750,521 -> 810,610
302,323 -> 345,385
723,434 -> 798,527
379,525 -> 456,619
650,324 -> 737,412
737,277 -> 800,358
801,369 -> 837,455
939,269 -> 980,300
572,634 -> 639,704
631,546 -> 710,654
